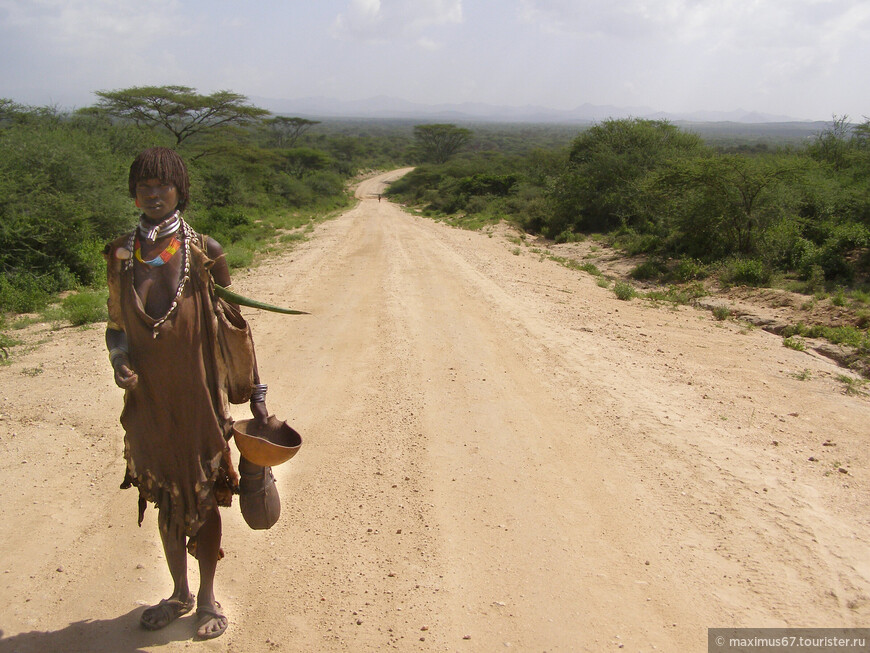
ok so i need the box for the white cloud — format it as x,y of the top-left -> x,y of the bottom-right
518,0 -> 870,46
332,0 -> 462,44
0,0 -> 184,55
518,0 -> 870,115
417,36 -> 442,51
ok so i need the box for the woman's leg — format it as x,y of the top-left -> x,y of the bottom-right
140,505 -> 193,629
194,505 -> 228,638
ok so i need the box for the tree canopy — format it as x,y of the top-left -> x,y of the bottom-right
92,85 -> 270,146
265,116 -> 321,148
413,123 -> 472,164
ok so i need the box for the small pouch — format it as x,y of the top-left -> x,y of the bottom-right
238,455 -> 281,530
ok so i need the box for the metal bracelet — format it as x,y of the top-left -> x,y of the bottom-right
108,347 -> 128,366
250,383 -> 268,403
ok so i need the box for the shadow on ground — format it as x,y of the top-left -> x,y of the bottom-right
0,607 -> 197,653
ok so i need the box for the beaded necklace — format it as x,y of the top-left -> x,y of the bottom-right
125,219 -> 193,338
134,235 -> 181,266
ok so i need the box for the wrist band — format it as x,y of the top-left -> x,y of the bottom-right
109,347 -> 128,366
250,383 -> 268,403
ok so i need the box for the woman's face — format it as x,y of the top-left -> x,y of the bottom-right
135,178 -> 179,223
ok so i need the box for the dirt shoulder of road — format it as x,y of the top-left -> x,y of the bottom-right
482,222 -> 870,380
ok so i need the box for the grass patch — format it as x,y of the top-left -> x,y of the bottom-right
61,288 -> 108,326
0,331 -> 20,364
836,374 -> 868,396
851,289 -> 870,304
782,323 -> 870,351
791,369 -> 812,381
643,282 -> 706,306
279,231 -> 308,244
783,336 -> 806,351
21,364 -> 44,377
548,255 -> 602,277
713,306 -> 732,321
613,281 -> 637,301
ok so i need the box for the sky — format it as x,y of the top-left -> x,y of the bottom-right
0,0 -> 868,121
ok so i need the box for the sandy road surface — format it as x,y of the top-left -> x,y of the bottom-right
1,169 -> 869,652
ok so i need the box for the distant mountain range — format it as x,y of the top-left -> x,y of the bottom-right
252,94 -> 807,124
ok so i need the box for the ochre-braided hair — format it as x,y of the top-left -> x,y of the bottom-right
128,147 -> 190,212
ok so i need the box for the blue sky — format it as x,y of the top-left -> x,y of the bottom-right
1,0 -> 868,121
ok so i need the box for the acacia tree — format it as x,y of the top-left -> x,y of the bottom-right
92,85 -> 269,146
554,118 -> 705,233
413,123 -> 472,164
656,153 -> 803,258
266,116 -> 320,148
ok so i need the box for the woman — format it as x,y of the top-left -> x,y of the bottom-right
105,147 -> 268,640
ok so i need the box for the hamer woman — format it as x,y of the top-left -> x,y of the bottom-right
105,147 -> 268,640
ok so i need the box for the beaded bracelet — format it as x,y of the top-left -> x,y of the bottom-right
250,383 -> 268,403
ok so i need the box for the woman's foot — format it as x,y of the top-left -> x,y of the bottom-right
195,601 -> 228,640
140,593 -> 195,630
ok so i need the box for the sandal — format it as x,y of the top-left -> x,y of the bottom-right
140,593 -> 195,630
195,602 -> 228,640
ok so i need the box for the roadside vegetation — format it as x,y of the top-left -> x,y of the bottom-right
387,116 -> 870,375
0,88 -> 415,336
3,87 -> 869,375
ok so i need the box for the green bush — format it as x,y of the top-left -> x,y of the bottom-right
223,241 -> 256,269
610,229 -> 661,256
630,259 -> 669,281
783,336 -> 806,351
720,258 -> 771,287
613,281 -> 637,301
0,273 -> 53,313
61,288 -> 108,325
713,306 -> 732,320
783,322 -> 870,350
672,258 -> 708,282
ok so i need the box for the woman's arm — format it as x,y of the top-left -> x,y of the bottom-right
106,327 -> 138,389
206,236 -> 269,424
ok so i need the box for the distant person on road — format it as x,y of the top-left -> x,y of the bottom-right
104,147 -> 270,640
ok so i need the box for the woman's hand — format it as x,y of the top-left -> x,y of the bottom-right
113,357 -> 139,390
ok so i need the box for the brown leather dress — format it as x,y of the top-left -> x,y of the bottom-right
106,231 -> 246,542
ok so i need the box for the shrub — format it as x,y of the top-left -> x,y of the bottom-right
464,195 -> 490,215
713,306 -> 732,320
630,259 -> 668,281
0,274 -> 52,313
61,289 -> 108,325
554,230 -> 582,244
611,229 -> 661,256
720,258 -> 771,287
613,281 -> 637,301
672,258 -> 708,282
223,242 -> 256,269
783,336 -> 806,351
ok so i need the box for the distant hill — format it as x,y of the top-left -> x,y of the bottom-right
252,94 -> 810,125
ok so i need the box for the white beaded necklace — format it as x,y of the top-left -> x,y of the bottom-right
126,219 -> 194,338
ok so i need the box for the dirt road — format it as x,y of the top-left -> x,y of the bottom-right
1,169 -> 869,652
